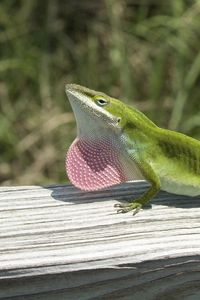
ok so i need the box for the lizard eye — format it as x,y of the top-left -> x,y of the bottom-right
95,98 -> 108,106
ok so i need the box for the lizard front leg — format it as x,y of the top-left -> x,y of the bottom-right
115,160 -> 160,215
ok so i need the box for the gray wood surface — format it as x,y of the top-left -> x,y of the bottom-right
0,181 -> 200,300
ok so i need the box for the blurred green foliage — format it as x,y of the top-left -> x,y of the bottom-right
0,0 -> 200,185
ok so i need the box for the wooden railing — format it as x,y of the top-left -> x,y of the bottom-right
0,181 -> 200,299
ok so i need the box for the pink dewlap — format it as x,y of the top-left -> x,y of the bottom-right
66,138 -> 127,191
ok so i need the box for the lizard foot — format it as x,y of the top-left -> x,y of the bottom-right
114,202 -> 142,215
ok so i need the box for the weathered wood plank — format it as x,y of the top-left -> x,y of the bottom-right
0,181 -> 200,299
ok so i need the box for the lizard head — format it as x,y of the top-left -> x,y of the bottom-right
65,83 -> 126,138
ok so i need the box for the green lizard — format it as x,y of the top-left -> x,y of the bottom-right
65,84 -> 200,214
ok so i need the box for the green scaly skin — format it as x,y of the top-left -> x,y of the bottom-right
66,84 -> 200,215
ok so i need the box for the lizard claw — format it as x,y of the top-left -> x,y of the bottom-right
114,203 -> 131,213
114,202 -> 142,215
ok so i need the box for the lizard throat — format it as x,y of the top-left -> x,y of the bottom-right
66,138 -> 127,191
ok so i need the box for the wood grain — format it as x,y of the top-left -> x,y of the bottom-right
0,181 -> 200,299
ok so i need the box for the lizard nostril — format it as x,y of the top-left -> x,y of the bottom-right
117,118 -> 121,123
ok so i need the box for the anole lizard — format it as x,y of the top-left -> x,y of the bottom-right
65,84 -> 200,214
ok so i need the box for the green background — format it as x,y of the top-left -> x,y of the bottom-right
1,0 -> 200,185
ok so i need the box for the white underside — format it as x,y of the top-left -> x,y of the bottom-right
160,176 -> 200,197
